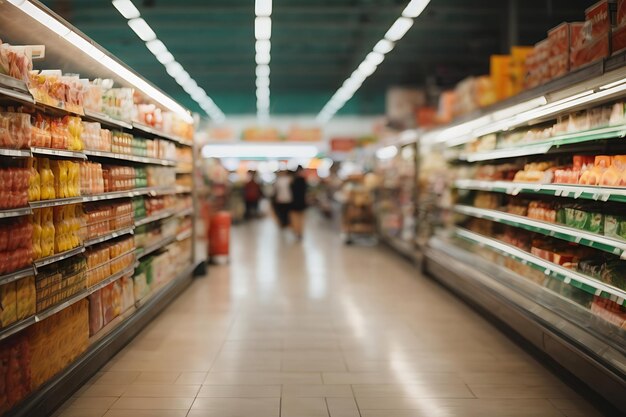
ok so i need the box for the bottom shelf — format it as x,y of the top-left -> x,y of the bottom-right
6,262 -> 199,417
425,236 -> 626,411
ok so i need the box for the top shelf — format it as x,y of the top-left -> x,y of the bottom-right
132,122 -> 193,147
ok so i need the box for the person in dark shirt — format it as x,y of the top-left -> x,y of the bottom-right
289,166 -> 308,239
243,170 -> 263,219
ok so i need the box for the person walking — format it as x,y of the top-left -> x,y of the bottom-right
243,171 -> 263,219
289,166 -> 308,239
273,170 -> 292,228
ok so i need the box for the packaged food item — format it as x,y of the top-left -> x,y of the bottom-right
0,282 -> 17,328
0,40 -> 32,82
120,275 -> 134,312
88,290 -> 104,336
584,1 -> 612,40
604,214 -> 626,240
16,276 -> 35,320
0,218 -> 33,274
101,280 -> 122,325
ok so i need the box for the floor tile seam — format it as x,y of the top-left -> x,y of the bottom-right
464,383 -> 478,399
206,309 -> 240,374
324,397 -> 331,417
349,385 -> 363,417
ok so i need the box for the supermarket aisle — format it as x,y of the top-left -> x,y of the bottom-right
56,214 -> 603,417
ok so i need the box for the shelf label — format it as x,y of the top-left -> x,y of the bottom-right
563,276 -> 571,284
574,236 -> 582,244
574,190 -> 583,199
595,288 -> 602,296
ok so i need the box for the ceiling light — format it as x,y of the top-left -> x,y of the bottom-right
255,0 -> 272,17
376,146 -> 398,160
202,144 -> 319,159
155,51 -> 174,64
402,0 -> 431,18
256,52 -> 271,65
175,71 -> 191,85
255,17 -> 272,40
256,65 -> 270,77
128,18 -> 156,41
256,88 -> 270,99
384,17 -> 414,41
358,61 -> 377,77
365,51 -> 384,66
112,0 -> 140,19
146,39 -> 167,56
16,1 -> 71,37
256,77 -> 270,88
256,40 -> 271,55
373,39 -> 394,54
165,61 -> 183,77
64,32 -> 105,61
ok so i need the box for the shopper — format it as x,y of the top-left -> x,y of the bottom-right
243,170 -> 263,219
290,166 -> 308,239
273,170 -> 292,228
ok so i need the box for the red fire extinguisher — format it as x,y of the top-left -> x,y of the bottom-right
209,211 -> 231,263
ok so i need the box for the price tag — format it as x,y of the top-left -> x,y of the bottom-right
563,276 -> 571,284
544,269 -> 551,275
592,193 -> 600,201
595,289 -> 602,296
618,297 -> 625,306
600,193 -> 610,202
574,190 -> 583,199
620,250 -> 626,260
555,189 -> 562,197
575,236 -> 581,244
512,188 -> 521,196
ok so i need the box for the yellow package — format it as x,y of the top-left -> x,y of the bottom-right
41,207 -> 55,257
29,158 -> 41,202
38,158 -> 55,200
16,276 -> 35,320
32,209 -> 42,259
0,282 -> 17,328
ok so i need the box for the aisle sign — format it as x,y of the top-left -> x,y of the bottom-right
287,127 -> 322,142
330,138 -> 357,153
242,127 -> 281,142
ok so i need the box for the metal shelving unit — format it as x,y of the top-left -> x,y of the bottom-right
134,210 -> 175,227
84,149 -> 177,166
137,235 -> 176,259
34,246 -> 85,269
83,227 -> 134,248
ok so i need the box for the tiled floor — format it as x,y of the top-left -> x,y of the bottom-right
54,214 -> 603,417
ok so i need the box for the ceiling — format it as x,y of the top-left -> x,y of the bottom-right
40,0 -> 594,117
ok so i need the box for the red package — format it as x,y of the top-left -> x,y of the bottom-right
548,22 -> 571,57
585,1 -> 612,40
571,33 -> 610,69
88,290 -> 104,336
613,23 -> 626,53
619,0 -> 626,26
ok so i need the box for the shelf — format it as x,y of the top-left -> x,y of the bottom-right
31,147 -> 87,160
459,125 -> 626,162
87,263 -> 136,295
175,168 -> 193,174
176,185 -> 192,194
0,266 -> 35,286
0,148 -> 31,157
84,227 -> 134,247
30,196 -> 83,209
175,207 -> 194,218
132,122 -> 193,147
0,263 -> 136,343
454,227 -> 626,306
34,246 -> 84,269
0,74 -> 34,104
137,235 -> 176,259
454,179 -> 626,203
0,206 -> 32,218
455,205 -> 626,259
176,229 -> 192,241
83,110 -> 133,129
84,149 -> 177,166
134,210 -> 175,227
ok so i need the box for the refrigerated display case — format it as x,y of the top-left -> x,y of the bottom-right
418,51 -> 626,411
374,143 -> 418,259
0,2 -> 201,416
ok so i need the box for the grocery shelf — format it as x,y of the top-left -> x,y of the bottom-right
459,125 -> 626,162
34,246 -> 85,269
30,196 -> 83,209
176,185 -> 192,194
175,168 -> 193,174
0,206 -> 33,218
455,205 -> 626,258
84,149 -> 177,166
454,227 -> 626,305
454,179 -> 626,203
0,266 -> 35,286
87,263 -> 136,295
132,122 -> 193,147
0,73 -> 34,104
83,109 -> 133,130
147,186 -> 177,196
175,207 -> 194,218
137,235 -> 176,259
176,229 -> 192,241
134,210 -> 175,227
135,261 -> 195,309
0,148 -> 31,157
0,316 -> 36,343
31,147 -> 87,160
84,227 -> 134,248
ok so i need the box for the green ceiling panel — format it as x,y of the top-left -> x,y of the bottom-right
40,0 -> 594,117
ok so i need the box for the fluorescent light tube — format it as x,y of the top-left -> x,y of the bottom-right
373,39 -> 394,54
376,146 -> 398,160
256,65 -> 270,77
202,144 -> 318,159
402,0 -> 431,18
113,0 -> 140,19
255,0 -> 272,16
18,1 -> 71,37
255,17 -> 272,40
165,61 -> 183,77
175,71 -> 191,85
156,51 -> 174,64
256,52 -> 271,65
256,40 -> 271,55
384,17 -> 414,41
65,31 -> 105,61
256,77 -> 270,88
365,52 -> 384,67
128,18 -> 156,41
358,61 -> 377,76
599,78 -> 626,90
146,39 -> 167,56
